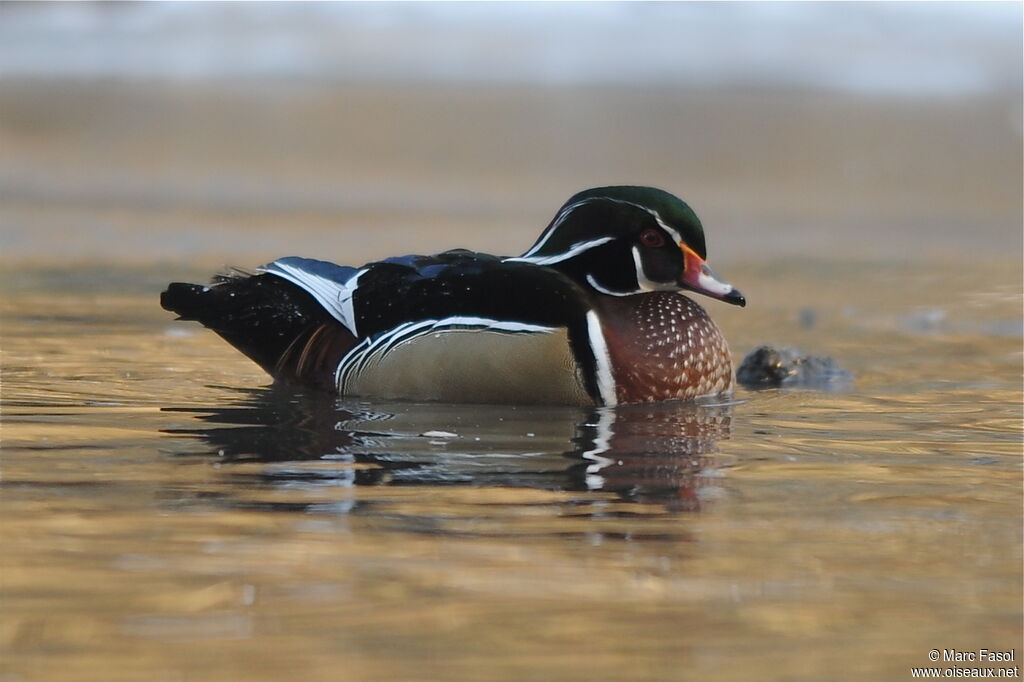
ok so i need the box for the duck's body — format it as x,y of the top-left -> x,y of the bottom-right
162,186 -> 744,406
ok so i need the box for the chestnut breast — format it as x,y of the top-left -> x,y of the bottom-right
594,292 -> 734,404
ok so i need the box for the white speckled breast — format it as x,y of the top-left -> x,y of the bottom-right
594,292 -> 734,404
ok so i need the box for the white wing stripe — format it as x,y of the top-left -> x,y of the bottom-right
260,261 -> 362,334
337,316 -> 558,392
506,236 -> 614,266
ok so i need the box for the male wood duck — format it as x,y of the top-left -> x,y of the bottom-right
161,186 -> 745,406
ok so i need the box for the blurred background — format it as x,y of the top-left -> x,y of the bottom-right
2,7 -> 1021,680
1,1 -> 1020,268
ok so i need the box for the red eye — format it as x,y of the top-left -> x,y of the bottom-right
639,229 -> 665,248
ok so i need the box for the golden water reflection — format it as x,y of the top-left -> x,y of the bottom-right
1,263 -> 1021,681
166,391 -> 734,514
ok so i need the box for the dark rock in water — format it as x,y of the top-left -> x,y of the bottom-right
737,345 -> 853,391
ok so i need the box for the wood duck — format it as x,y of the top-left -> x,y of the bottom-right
161,186 -> 745,406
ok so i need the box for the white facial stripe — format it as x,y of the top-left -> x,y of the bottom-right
602,197 -> 683,244
521,198 -> 601,257
522,195 -> 684,259
628,246 -> 682,295
651,213 -> 683,244
585,310 -> 617,406
506,236 -> 614,265
523,194 -> 686,254
631,247 -> 645,285
630,246 -> 677,293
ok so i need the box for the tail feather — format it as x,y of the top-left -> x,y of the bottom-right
161,273 -> 355,390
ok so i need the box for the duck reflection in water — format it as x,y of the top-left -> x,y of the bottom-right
164,388 -> 735,513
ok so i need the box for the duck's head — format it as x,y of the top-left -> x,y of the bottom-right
513,186 -> 745,306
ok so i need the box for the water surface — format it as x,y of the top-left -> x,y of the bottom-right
2,11 -> 1021,674
2,260 -> 1019,681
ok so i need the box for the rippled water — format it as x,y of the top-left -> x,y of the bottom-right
2,260 -> 1020,681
